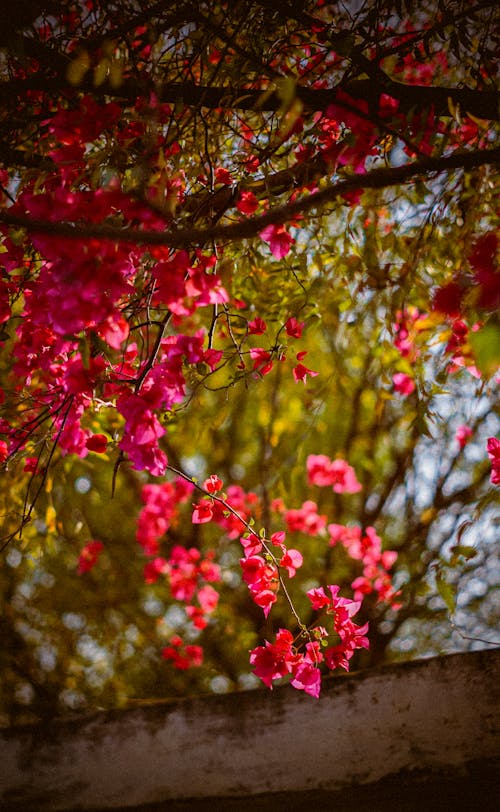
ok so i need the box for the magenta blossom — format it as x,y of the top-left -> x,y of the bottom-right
393,372 -> 415,396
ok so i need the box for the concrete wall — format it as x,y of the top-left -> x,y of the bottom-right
1,648 -> 499,811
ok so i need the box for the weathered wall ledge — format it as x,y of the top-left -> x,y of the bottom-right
1,649 -> 499,811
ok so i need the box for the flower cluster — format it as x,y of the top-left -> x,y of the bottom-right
240,530 -> 303,617
161,635 -> 204,670
136,477 -> 194,555
1,97 -> 321,486
135,476 -> 221,654
283,500 -> 327,536
145,545 -> 221,642
444,320 -> 481,379
250,629 -> 321,697
328,524 -> 401,609
433,233 -> 499,318
390,308 -> 428,396
307,454 -> 362,493
250,585 -> 369,697
184,460 -> 375,694
431,233 -> 499,380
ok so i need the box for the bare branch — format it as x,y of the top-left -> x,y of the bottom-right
1,74 -> 498,120
1,146 -> 498,249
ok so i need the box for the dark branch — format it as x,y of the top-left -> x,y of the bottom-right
1,75 -> 498,120
253,0 -> 500,119
1,146 -> 498,248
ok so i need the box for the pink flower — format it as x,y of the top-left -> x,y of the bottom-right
285,317 -> 304,338
293,362 -> 318,384
285,500 -> 327,536
307,454 -> 335,487
183,646 -> 203,668
280,548 -> 303,577
250,347 -> 273,376
118,394 -> 168,476
271,530 -> 286,548
241,552 -> 273,582
487,437 -> 500,485
328,523 -> 362,551
249,628 -> 297,687
240,534 -> 263,557
455,425 -> 473,449
329,460 -> 362,494
136,479 -> 192,556
250,645 -> 287,688
326,521 -> 400,608
260,224 -> 294,259
24,457 -> 42,475
324,644 -> 351,672
97,315 -> 130,349
203,474 -> 223,494
381,550 -> 398,569
290,662 -> 321,698
77,541 -> 104,575
307,454 -> 362,494
253,589 -> 278,616
307,587 -> 331,610
197,584 -> 219,614
185,606 -> 208,630
306,584 -> 370,672
236,190 -> 258,214
240,555 -> 279,617
248,317 -> 267,335
214,167 -> 233,185
393,372 -> 415,396
162,637 -> 203,669
86,434 -> 108,453
0,439 -> 8,463
143,557 -> 169,584
192,501 -> 214,524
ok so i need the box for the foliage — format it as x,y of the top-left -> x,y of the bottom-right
0,0 -> 499,722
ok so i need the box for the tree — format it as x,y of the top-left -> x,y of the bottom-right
0,0 -> 499,721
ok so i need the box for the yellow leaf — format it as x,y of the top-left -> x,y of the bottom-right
94,57 -> 110,87
109,58 -> 124,89
466,112 -> 490,130
420,508 -> 437,526
66,51 -> 90,86
447,96 -> 461,124
45,505 -> 57,533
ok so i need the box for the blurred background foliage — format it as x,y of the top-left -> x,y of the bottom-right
0,0 -> 498,724
1,173 -> 498,723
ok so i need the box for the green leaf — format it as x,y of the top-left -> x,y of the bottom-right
470,322 -> 500,376
436,575 -> 456,613
275,77 -> 297,112
66,50 -> 90,85
78,336 -> 90,370
451,545 -> 477,561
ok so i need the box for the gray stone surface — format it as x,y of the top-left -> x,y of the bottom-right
1,649 -> 499,810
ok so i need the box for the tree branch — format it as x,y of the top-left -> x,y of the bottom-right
253,0 -> 500,119
1,146 -> 498,249
1,74 -> 498,120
